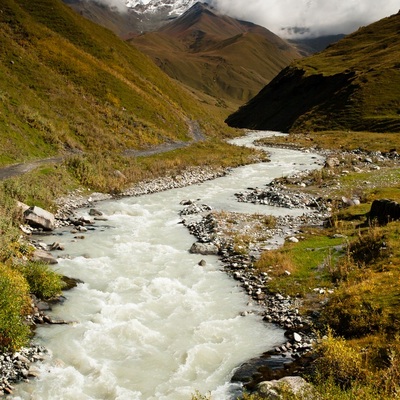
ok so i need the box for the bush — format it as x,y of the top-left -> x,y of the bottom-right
313,330 -> 367,388
16,261 -> 65,299
348,226 -> 389,266
0,265 -> 31,351
321,288 -> 388,338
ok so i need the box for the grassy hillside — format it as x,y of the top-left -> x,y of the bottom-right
0,0 -> 238,167
129,3 -> 301,109
226,11 -> 400,133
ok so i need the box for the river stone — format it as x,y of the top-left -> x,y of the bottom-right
189,242 -> 219,255
24,206 -> 55,231
32,249 -> 58,264
89,208 -> 103,216
257,376 -> 314,399
293,332 -> 302,343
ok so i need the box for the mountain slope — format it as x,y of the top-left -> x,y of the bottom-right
289,34 -> 346,56
226,11 -> 400,133
0,0 -> 224,166
129,3 -> 302,107
62,0 -> 197,36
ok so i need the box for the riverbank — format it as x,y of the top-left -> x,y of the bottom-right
3,141 -> 323,397
5,134 -> 400,398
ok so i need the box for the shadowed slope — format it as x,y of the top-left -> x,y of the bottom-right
226,11 -> 400,133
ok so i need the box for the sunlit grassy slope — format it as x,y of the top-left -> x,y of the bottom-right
0,0 -> 234,166
226,11 -> 400,133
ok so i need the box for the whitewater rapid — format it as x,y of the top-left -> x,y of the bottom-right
12,132 -> 324,399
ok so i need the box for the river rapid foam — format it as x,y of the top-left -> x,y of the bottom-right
12,132 -> 324,399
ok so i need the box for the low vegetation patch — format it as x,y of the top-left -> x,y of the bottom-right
256,233 -> 345,296
16,261 -> 65,300
249,160 -> 400,397
0,264 -> 31,351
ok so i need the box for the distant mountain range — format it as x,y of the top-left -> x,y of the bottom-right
226,11 -> 400,133
126,0 -> 197,16
129,3 -> 302,106
63,0 -> 198,35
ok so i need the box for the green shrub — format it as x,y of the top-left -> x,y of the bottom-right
349,226 -> 389,266
321,288 -> 389,338
313,330 -> 367,388
16,261 -> 65,299
0,264 -> 31,351
0,187 -> 23,262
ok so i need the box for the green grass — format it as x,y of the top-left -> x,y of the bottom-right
16,261 -> 65,299
227,12 -> 400,133
0,0 -> 239,167
256,233 -> 346,296
0,264 -> 31,351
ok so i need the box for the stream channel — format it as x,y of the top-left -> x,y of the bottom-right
12,131 -> 325,400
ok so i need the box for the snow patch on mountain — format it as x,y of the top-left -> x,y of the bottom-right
126,0 -> 198,16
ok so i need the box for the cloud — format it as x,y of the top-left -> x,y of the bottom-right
209,0 -> 399,37
84,0 -> 399,38
88,0 -> 127,12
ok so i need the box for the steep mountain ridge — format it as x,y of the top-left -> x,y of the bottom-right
126,0 -> 197,16
63,0 -> 198,35
226,11 -> 400,133
130,3 -> 302,107
0,0 -> 225,166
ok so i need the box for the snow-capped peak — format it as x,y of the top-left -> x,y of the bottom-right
126,0 -> 199,16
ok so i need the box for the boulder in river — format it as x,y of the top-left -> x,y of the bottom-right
32,249 -> 58,264
189,242 -> 219,255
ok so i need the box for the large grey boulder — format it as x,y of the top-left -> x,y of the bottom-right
32,249 -> 58,264
24,206 -> 55,231
189,242 -> 219,255
257,376 -> 315,399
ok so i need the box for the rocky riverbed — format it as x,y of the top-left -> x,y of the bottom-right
3,158 -> 334,397
180,196 -> 329,392
0,346 -> 46,397
8,139 -> 400,398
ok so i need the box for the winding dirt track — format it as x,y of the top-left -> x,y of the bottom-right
0,157 -> 63,181
0,121 -> 206,181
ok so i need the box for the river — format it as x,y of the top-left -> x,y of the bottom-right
12,132 -> 324,400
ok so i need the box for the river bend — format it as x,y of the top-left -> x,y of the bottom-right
13,131 -> 324,399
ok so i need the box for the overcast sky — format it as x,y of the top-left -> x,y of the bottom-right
210,0 -> 399,37
94,0 -> 399,38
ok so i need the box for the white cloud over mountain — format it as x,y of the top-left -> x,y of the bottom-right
90,0 -> 400,37
210,0 -> 399,37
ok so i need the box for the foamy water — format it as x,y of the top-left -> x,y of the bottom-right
12,132 -> 324,399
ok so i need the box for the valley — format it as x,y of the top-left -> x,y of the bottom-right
1,0 -> 400,399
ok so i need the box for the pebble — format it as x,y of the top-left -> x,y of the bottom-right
0,345 -> 47,396
181,200 -> 321,362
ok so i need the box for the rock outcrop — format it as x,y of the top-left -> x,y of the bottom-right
369,199 -> 400,225
257,376 -> 315,399
24,206 -> 55,231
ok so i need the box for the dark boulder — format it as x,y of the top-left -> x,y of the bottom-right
369,199 -> 400,225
